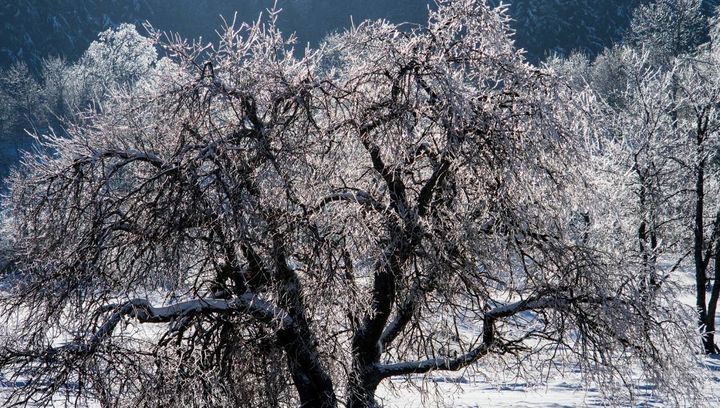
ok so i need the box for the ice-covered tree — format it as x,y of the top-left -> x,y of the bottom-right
629,0 -> 707,65
39,56 -> 70,120
0,24 -> 158,139
63,23 -> 158,110
671,44 -> 720,354
556,46 -> 687,282
624,3 -> 720,353
0,1 -> 708,407
557,4 -> 720,354
0,61 -> 42,134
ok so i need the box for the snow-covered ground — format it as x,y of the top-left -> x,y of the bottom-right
380,380 -> 655,407
3,263 -> 720,407
378,361 -> 720,407
377,261 -> 720,407
379,353 -> 720,406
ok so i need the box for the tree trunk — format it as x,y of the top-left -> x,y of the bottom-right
275,317 -> 337,407
346,327 -> 384,408
706,242 -> 720,354
286,356 -> 337,407
695,133 -> 712,353
345,238 -> 410,407
273,238 -> 338,407
635,166 -> 657,286
704,325 -> 718,354
346,368 -> 381,408
694,162 -> 707,330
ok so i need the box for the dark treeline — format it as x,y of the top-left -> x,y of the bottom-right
0,0 -> 431,72
501,0 -> 719,60
4,0 -> 720,72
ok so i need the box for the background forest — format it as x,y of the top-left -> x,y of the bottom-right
3,0 -> 720,173
5,0 -> 720,68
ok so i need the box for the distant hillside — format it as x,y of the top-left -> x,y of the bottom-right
0,0 -> 155,69
502,0 -> 720,60
2,0 -> 720,69
0,0 -> 430,72
499,0 -> 646,59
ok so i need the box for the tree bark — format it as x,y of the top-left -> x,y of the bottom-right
706,240 -> 720,354
279,330 -> 338,407
273,236 -> 338,407
346,367 -> 382,408
694,122 -> 716,354
694,158 -> 710,351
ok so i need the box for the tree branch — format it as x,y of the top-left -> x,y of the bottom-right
312,190 -> 387,214
58,294 -> 291,356
376,296 -> 564,378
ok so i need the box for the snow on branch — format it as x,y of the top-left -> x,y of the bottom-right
57,294 -> 291,356
312,190 -> 387,214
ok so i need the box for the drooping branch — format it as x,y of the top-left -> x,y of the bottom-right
58,294 -> 291,356
377,341 -> 492,377
312,190 -> 387,214
375,296 -> 544,377
375,294 -> 615,378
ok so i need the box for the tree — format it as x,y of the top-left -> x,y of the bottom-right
0,24 -> 158,138
554,2 -> 720,355
626,1 -> 720,353
629,0 -> 707,66
671,44 -> 720,354
0,1 -> 708,407
63,23 -> 158,111
0,0 -> 154,71
562,46 -> 688,286
39,56 -> 70,120
0,61 -> 42,134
